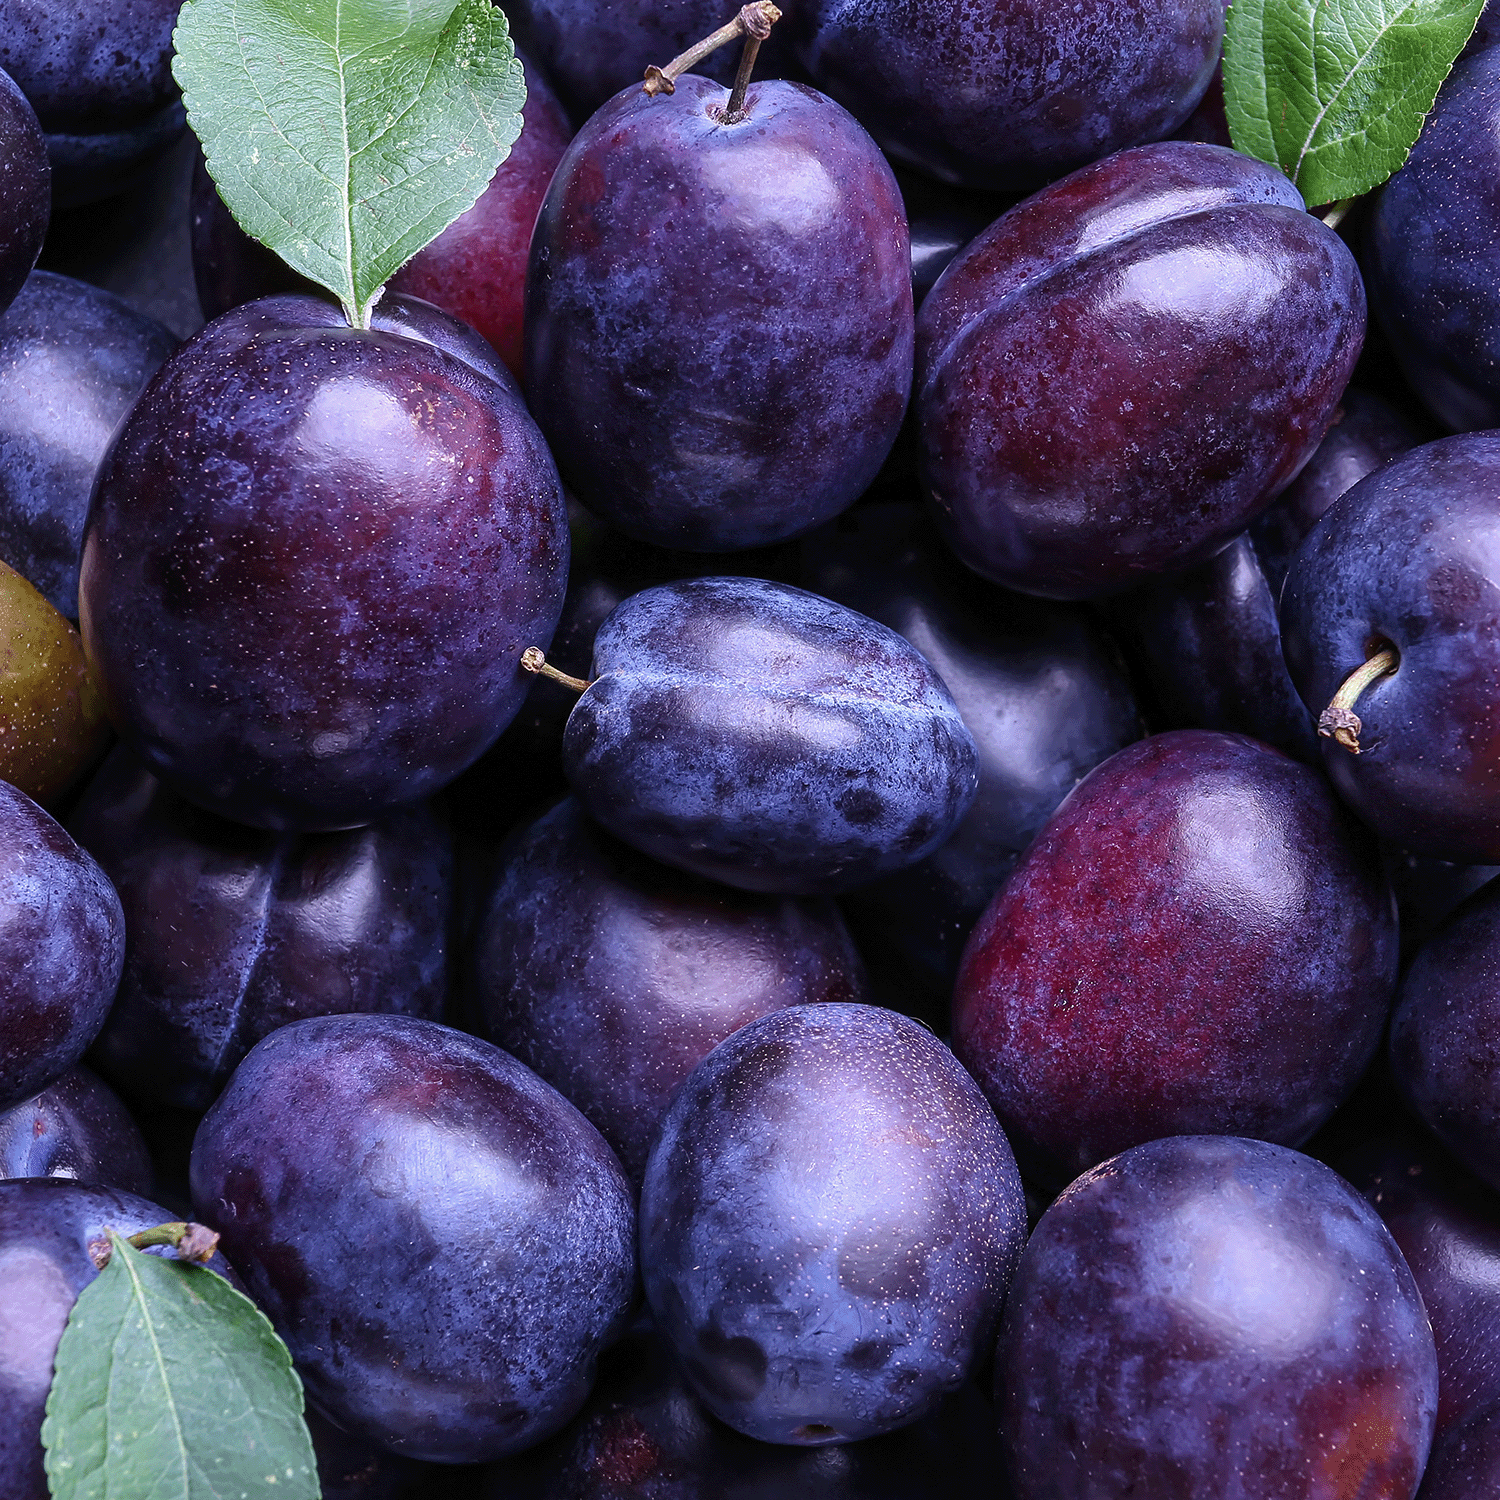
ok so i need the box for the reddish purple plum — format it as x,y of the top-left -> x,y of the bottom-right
953,731 -> 1398,1186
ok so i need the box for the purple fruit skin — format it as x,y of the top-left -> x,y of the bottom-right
999,1136 -> 1437,1500
1367,48 -> 1500,432
525,77 -> 912,552
0,781 -> 124,1114
0,69 -> 47,319
953,731 -> 1398,1187
1390,879 -> 1500,1197
1344,1131 -> 1500,1439
68,747 -> 452,1112
0,1177 -> 239,1500
562,577 -> 979,895
474,796 -> 869,1181
640,1003 -> 1027,1446
189,1014 -> 636,1464
1280,433 -> 1500,863
1417,1405 -> 1500,1500
78,292 -> 569,831
917,142 -> 1365,599
0,1066 -> 152,1192
793,0 -> 1222,191
0,271 -> 176,617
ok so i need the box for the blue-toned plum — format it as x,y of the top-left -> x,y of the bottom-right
0,68 -> 45,319
525,77 -> 912,551
473,796 -> 867,1180
1280,433 -> 1500,863
0,271 -> 175,617
999,1136 -> 1437,1499
0,0 -> 184,206
68,747 -> 452,1111
190,1014 -> 636,1464
953,731 -> 1397,1187
79,292 -> 569,830
0,1066 -> 150,1192
803,502 -> 1140,989
0,1177 -> 238,1500
0,779 -> 123,1114
918,142 -> 1365,598
560,577 -> 979,894
792,0 -> 1221,191
640,1003 -> 1027,1445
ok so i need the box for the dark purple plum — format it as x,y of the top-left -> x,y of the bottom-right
68,746 -> 452,1112
1107,389 -> 1419,760
1387,853 -> 1500,960
482,1323 -> 1008,1498
0,68 -> 46,319
803,502 -> 1141,989
0,271 -> 175,617
0,1066 -> 151,1192
953,731 -> 1398,1187
560,576 -> 979,895
190,1013 -> 636,1464
791,0 -> 1221,191
0,0 -> 184,207
917,142 -> 1365,598
305,1408 -> 424,1500
0,1177 -> 239,1500
472,796 -> 868,1180
999,1136 -> 1437,1499
1343,1131 -> 1500,1438
1366,47 -> 1500,431
0,779 -> 123,1114
639,1003 -> 1027,1445
1389,877 -> 1500,1195
1418,1406 -> 1500,1500
525,76 -> 912,551
1280,433 -> 1500,863
79,292 -> 569,831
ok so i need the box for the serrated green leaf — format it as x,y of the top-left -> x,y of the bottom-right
1224,0 -> 1485,204
41,1231 -> 318,1500
173,0 -> 526,328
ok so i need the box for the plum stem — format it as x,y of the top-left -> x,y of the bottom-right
1317,647 -> 1398,754
642,2 -> 780,102
521,647 -> 592,695
1320,198 -> 1355,232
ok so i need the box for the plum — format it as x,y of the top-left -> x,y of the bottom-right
0,68 -> 46,318
0,1067 -> 151,1192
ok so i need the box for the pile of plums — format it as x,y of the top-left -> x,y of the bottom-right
8,0 -> 1500,1496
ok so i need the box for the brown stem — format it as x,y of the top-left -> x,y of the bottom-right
643,2 -> 780,98
1317,647 -> 1399,754
521,646 -> 592,695
126,1221 -> 222,1263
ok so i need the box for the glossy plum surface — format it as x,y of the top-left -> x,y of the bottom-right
473,796 -> 868,1180
1281,433 -> 1500,863
1390,878 -> 1500,1195
0,1066 -> 151,1192
0,271 -> 176,616
0,68 -> 45,319
69,747 -> 452,1111
0,780 -> 124,1114
917,142 -> 1365,598
0,1177 -> 238,1500
640,1004 -> 1027,1445
484,1323 -> 1008,1498
953,731 -> 1398,1186
1367,47 -> 1500,431
1344,1131 -> 1500,1438
0,0 -> 184,205
79,292 -> 569,830
793,0 -> 1221,190
190,1014 -> 636,1464
999,1136 -> 1438,1499
804,502 -> 1140,988
526,77 -> 912,551
562,577 -> 979,894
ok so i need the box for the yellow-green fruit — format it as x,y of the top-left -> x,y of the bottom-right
0,559 -> 109,804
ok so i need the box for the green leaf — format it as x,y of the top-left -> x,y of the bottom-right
173,0 -> 526,328
1223,0 -> 1486,204
41,1231 -> 318,1500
